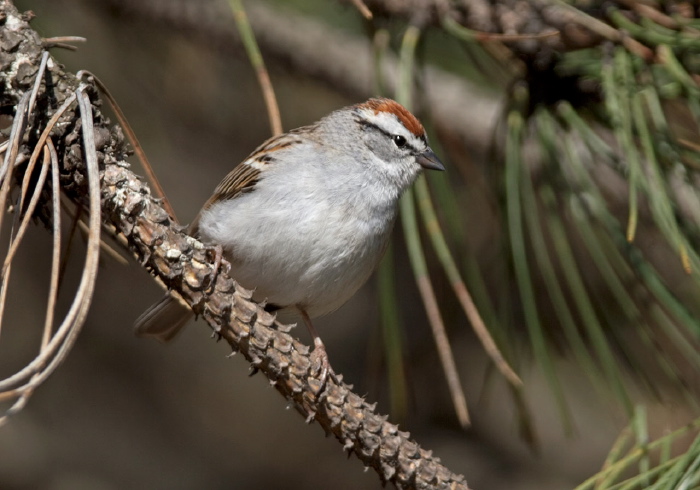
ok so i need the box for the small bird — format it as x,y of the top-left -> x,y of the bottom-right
134,97 -> 444,381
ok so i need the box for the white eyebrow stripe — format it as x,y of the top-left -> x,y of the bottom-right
359,109 -> 410,135
358,109 -> 425,150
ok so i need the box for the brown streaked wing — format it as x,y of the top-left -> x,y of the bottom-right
210,163 -> 261,205
188,163 -> 261,234
187,129 -> 312,234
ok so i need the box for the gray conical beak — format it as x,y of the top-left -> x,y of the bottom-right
417,148 -> 445,171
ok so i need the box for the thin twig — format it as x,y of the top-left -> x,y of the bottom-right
544,0 -> 654,60
76,70 -> 178,222
59,193 -> 130,265
0,92 -> 30,340
618,1 -> 678,30
0,146 -> 55,417
350,0 -> 373,20
415,177 -> 522,387
56,200 -> 82,294
0,93 -> 30,228
43,139 -> 61,347
677,137 -> 700,152
0,93 -> 78,392
43,36 -> 86,51
398,25 -> 471,428
43,36 -> 87,43
79,220 -> 130,264
3,93 -> 77,270
443,17 -> 559,43
228,0 -> 282,136
28,51 -> 49,118
2,144 -> 51,272
0,87 -> 103,421
415,274 -> 471,426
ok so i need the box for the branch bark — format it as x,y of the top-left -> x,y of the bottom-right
0,1 -> 469,488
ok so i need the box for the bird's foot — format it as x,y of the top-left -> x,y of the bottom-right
207,244 -> 231,288
310,337 -> 337,394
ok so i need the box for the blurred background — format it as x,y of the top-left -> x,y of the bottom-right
2,0 -> 700,488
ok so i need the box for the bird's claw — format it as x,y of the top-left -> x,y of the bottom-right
310,337 -> 337,394
207,244 -> 231,288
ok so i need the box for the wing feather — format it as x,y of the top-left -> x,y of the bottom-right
188,163 -> 260,235
208,163 -> 261,205
188,128 -> 314,234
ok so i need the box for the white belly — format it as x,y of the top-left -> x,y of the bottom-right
198,186 -> 396,318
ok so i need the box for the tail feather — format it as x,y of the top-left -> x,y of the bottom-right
134,294 -> 193,343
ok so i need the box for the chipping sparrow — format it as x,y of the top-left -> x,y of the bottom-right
134,97 -> 444,382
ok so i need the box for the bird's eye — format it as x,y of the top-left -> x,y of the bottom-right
392,135 -> 407,148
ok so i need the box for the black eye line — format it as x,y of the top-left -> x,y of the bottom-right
356,118 -> 420,154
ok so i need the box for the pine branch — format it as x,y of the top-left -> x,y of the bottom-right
0,1 -> 469,488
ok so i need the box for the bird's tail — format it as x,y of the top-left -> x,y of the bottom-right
134,294 -> 193,343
